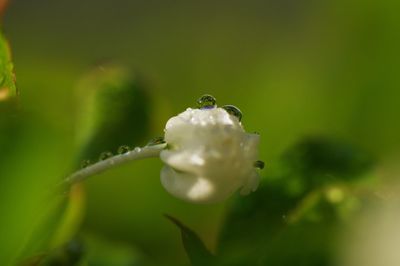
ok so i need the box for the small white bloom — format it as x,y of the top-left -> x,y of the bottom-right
160,104 -> 261,203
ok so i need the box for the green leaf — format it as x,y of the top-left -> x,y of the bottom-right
0,30 -> 17,105
74,63 -> 151,165
217,136 -> 375,266
282,136 -> 374,184
165,215 -> 216,266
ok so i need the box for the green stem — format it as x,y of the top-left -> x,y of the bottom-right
64,144 -> 166,186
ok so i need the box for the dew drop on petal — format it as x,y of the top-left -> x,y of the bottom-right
99,151 -> 113,161
117,145 -> 130,154
147,136 -> 166,146
222,105 -> 242,121
254,160 -> 265,169
197,94 -> 217,109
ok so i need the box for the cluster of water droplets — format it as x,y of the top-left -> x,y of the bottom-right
117,145 -> 130,154
197,94 -> 264,170
99,151 -> 113,161
79,137 -> 166,170
80,159 -> 92,169
196,94 -> 243,122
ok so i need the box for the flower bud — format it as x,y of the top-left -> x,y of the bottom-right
160,106 -> 261,203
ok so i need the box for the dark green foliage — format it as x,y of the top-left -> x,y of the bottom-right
0,113 -> 21,169
165,215 -> 216,266
283,136 -> 374,181
75,64 -> 151,167
217,182 -> 341,266
274,137 -> 374,198
43,239 -> 85,266
213,137 -> 374,265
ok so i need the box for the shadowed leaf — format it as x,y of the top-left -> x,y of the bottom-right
282,136 -> 374,182
74,63 -> 151,166
165,214 -> 216,266
217,136 -> 375,266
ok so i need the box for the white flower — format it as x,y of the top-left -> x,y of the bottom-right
65,95 -> 263,204
160,105 -> 261,203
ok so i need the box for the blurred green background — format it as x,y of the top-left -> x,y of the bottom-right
1,0 -> 400,265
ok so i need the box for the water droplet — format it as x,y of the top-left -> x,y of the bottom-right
147,136 -> 166,146
99,151 -> 113,161
118,145 -> 130,154
254,160 -> 265,169
80,159 -> 91,169
133,147 -> 141,153
222,105 -> 242,121
197,94 -> 217,109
